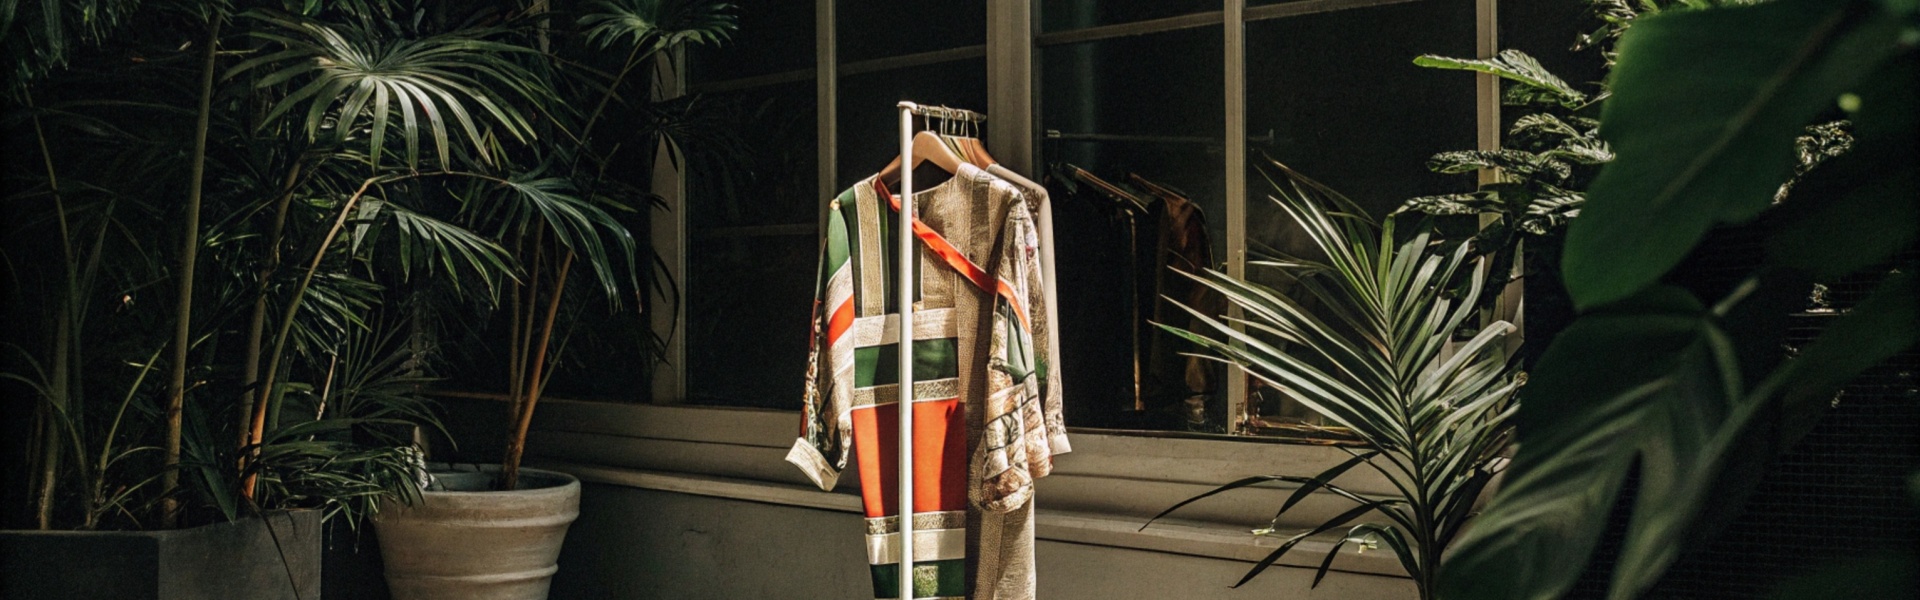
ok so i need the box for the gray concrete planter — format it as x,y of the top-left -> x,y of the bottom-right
374,467 -> 581,600
0,509 -> 322,600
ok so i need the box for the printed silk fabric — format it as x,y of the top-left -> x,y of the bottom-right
787,163 -> 1068,600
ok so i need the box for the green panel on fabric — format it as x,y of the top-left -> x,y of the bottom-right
874,202 -> 924,313
828,188 -> 854,270
855,338 -> 960,387
999,304 -> 1034,381
838,187 -> 862,300
870,559 -> 967,599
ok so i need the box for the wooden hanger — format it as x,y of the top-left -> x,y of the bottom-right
878,129 -> 967,185
1066,164 -> 1149,212
946,118 -> 996,168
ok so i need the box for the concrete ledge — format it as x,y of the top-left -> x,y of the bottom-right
530,457 -> 1407,580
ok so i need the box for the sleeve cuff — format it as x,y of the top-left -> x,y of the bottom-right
1049,432 -> 1072,456
786,438 -> 841,492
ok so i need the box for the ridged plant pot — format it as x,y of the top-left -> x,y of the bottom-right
373,467 -> 580,600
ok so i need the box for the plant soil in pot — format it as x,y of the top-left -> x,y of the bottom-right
373,467 -> 581,600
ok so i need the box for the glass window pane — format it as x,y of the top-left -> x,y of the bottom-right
837,0 -> 986,63
1040,27 -> 1230,433
1245,0 -> 1476,217
683,81 -> 820,407
689,0 -> 816,83
1040,0 -> 1220,33
1240,0 -> 1476,434
688,82 -> 820,230
1500,0 -> 1607,94
684,235 -> 818,408
834,59 -> 988,190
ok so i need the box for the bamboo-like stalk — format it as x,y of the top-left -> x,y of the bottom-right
28,90 -> 75,530
242,174 -> 382,500
500,249 -> 573,491
240,163 -> 307,444
514,230 -> 545,416
505,229 -> 526,426
161,17 -> 222,528
241,170 -> 522,498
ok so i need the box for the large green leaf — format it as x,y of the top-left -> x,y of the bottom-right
1561,0 -> 1904,309
1766,55 -> 1919,276
1414,49 -> 1587,108
1441,272 -> 1919,600
1439,285 -> 1723,600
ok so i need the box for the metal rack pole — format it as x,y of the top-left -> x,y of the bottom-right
894,100 -> 917,600
891,101 -> 985,599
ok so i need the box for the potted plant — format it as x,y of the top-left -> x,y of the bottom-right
214,2 -> 740,598
1146,159 -> 1524,600
1,2 -> 542,597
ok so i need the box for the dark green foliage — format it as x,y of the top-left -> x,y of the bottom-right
3,0 -> 742,528
1152,161 -> 1521,600
1438,1 -> 1920,599
1562,0 -> 1904,308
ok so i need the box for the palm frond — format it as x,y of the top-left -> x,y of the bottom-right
1154,159 -> 1522,597
580,0 -> 738,53
230,9 -> 554,167
462,174 -> 639,299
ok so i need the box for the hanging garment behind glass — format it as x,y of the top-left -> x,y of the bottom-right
1045,164 -> 1149,429
1128,173 -> 1226,433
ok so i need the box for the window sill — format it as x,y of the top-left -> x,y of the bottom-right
436,395 -> 1409,579
530,456 -> 1407,579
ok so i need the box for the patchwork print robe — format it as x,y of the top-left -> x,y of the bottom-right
787,163 -> 1067,600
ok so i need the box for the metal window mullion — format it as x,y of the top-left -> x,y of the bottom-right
817,0 -> 837,220
650,49 -> 689,404
1224,0 -> 1249,435
987,0 -> 1035,175
1476,0 -> 1523,351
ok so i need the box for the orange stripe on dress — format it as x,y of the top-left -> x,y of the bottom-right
827,297 -> 856,344
872,179 -> 1033,332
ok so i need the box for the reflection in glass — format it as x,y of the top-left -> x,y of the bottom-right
837,0 -> 986,63
1040,27 -> 1229,433
688,0 -> 815,82
1241,0 -> 1475,435
1040,0 -> 1220,33
684,82 -> 820,407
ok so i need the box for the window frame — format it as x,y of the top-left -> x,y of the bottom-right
654,0 -> 1507,440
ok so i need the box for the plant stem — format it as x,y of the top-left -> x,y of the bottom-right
241,162 -> 306,445
241,170 -> 521,498
501,249 -> 573,491
162,16 -> 222,529
568,42 -> 648,176
243,174 -> 383,500
27,89 -> 76,530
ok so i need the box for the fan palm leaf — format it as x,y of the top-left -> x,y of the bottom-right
1149,158 -> 1523,599
228,9 -> 553,167
580,0 -> 738,54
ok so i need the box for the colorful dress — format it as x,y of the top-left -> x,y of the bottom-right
787,163 -> 1065,600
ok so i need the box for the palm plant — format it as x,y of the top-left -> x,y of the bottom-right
5,0 -> 741,533
1146,159 -> 1523,600
485,0 -> 736,491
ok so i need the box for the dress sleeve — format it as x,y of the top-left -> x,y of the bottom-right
974,198 -> 1044,513
1025,186 -> 1071,460
787,195 -> 855,491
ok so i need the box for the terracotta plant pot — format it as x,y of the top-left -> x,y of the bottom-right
373,467 -> 581,600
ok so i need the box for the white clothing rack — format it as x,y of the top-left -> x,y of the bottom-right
893,100 -> 984,600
